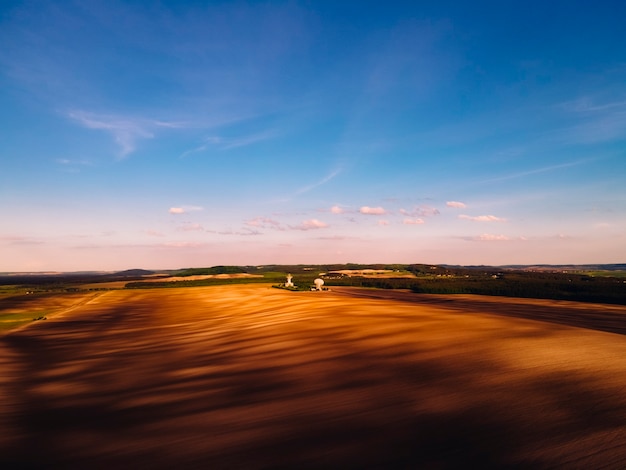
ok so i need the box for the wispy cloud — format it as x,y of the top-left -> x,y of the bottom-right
221,130 -> 277,150
295,168 -> 341,195
554,97 -> 626,145
169,205 -> 204,214
480,160 -> 590,184
560,114 -> 626,144
55,157 -> 93,173
206,227 -> 262,236
179,130 -> 276,158
446,201 -> 466,209
153,120 -> 187,129
330,205 -> 345,214
0,235 -> 43,245
459,214 -> 506,222
559,97 -> 626,113
239,228 -> 262,236
68,111 -> 159,158
360,206 -> 386,215
68,110 -> 191,158
69,103 -> 271,161
178,137 -> 222,158
56,158 -> 92,166
0,236 -> 29,242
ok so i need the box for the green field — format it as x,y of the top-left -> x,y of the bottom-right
0,311 -> 49,331
0,291 -> 102,333
585,270 -> 626,278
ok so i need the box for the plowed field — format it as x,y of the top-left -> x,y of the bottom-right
2,284 -> 626,468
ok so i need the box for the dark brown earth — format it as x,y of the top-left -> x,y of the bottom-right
2,284 -> 626,469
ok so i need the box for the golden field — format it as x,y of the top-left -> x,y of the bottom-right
2,284 -> 626,468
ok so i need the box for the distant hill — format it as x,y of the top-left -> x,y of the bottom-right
499,264 -> 626,272
0,269 -> 162,286
1,263 -> 624,290
174,266 -> 247,277
113,269 -> 156,277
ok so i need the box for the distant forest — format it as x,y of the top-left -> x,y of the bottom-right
336,268 -> 626,305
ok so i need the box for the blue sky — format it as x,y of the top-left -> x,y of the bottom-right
1,0 -> 625,271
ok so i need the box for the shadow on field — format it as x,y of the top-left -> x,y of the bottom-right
332,287 -> 626,336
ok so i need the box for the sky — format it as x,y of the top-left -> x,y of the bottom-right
1,0 -> 625,272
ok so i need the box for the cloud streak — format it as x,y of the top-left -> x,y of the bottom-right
179,130 -> 277,158
479,160 -> 590,184
220,130 -> 277,150
295,168 -> 341,195
459,214 -> 506,222
178,137 -> 222,159
169,205 -> 204,214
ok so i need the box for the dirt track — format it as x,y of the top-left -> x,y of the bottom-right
2,284 -> 626,468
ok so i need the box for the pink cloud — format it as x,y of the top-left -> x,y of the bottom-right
360,206 -> 386,215
245,217 -> 283,230
459,214 -> 506,222
160,241 -> 208,248
400,206 -> 440,217
471,234 -> 527,241
316,235 -> 360,240
403,218 -> 425,225
446,201 -> 467,209
179,223 -> 204,232
240,228 -> 262,236
245,217 -> 263,227
476,233 -> 510,241
330,205 -> 344,214
168,205 -> 203,215
292,219 -> 329,230
0,235 -> 30,242
143,230 -> 165,237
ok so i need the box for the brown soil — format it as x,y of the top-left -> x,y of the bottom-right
2,284 -> 626,468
